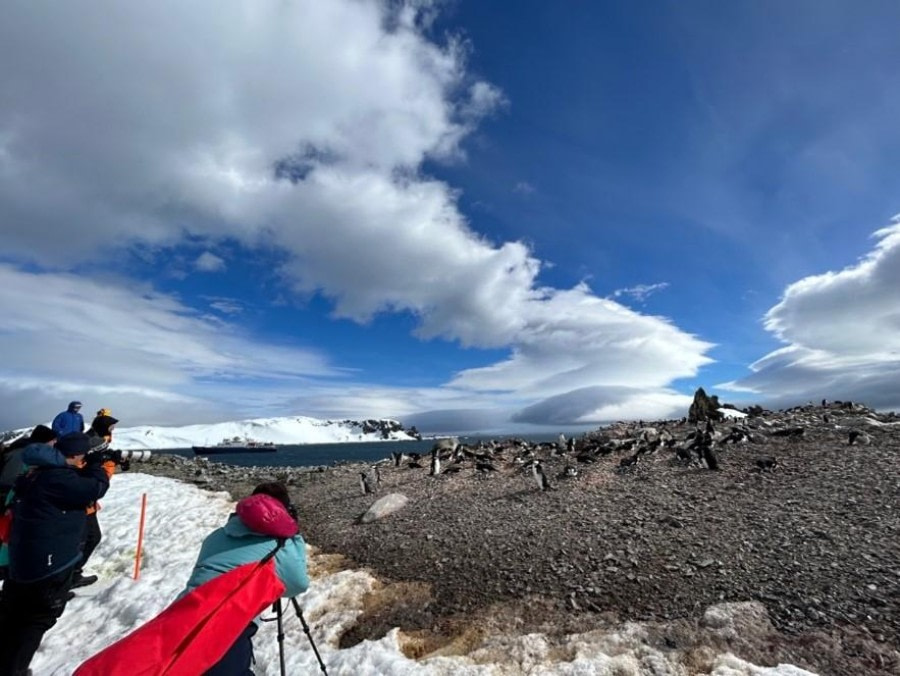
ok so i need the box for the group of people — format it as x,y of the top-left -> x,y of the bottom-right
0,402 -> 310,676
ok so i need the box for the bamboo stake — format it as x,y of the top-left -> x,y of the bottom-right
133,493 -> 147,580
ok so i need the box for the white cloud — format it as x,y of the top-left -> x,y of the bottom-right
450,284 -> 712,395
0,1 -> 716,429
194,251 -> 226,272
724,220 -> 900,410
513,181 -> 536,195
611,282 -> 670,303
205,297 -> 244,315
512,387 -> 692,426
0,265 -> 337,428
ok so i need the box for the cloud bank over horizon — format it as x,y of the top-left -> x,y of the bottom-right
723,217 -> 900,411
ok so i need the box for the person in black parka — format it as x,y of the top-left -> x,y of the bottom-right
0,425 -> 58,506
72,413 -> 120,588
0,433 -> 109,676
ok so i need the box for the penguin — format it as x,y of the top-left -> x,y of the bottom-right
848,430 -> 871,446
756,456 -> 778,471
532,460 -> 551,491
475,461 -> 497,473
406,460 -> 424,469
566,437 -> 576,453
360,472 -> 375,495
373,464 -> 382,487
701,444 -> 719,470
429,451 -> 441,476
391,451 -> 403,467
619,454 -> 639,468
559,464 -> 578,479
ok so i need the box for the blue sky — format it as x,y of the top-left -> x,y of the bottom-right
2,1 -> 899,432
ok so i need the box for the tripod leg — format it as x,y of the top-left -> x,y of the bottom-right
275,599 -> 286,676
290,598 -> 328,675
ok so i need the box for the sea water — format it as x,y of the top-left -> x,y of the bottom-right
162,433 -> 576,468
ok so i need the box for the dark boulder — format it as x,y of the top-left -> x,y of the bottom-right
687,388 -> 723,424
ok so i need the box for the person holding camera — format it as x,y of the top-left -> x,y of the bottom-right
73,416 -> 120,589
182,482 -> 309,675
0,432 -> 110,675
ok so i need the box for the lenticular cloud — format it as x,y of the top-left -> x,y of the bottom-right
724,219 -> 900,410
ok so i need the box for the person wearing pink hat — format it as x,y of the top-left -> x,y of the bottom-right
181,482 -> 309,675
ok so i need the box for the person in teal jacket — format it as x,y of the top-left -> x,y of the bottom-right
182,482 -> 309,675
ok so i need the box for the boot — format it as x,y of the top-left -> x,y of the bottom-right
71,573 -> 98,588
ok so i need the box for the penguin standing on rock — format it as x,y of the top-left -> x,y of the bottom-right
429,449 -> 441,476
360,471 -> 375,495
532,460 -> 551,491
701,444 -> 719,470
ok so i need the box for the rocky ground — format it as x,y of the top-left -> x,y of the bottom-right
138,402 -> 900,675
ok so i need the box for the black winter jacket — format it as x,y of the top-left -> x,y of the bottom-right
8,445 -> 110,582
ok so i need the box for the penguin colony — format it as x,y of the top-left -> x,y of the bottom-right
359,400 -> 884,496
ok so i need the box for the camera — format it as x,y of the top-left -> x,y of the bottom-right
87,445 -> 152,471
114,449 -> 153,463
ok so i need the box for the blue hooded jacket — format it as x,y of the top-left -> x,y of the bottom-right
52,401 -> 85,437
7,444 -> 109,582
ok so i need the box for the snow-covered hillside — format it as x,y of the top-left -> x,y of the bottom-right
4,416 -> 418,450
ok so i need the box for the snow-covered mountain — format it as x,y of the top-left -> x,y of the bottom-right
3,416 -> 420,450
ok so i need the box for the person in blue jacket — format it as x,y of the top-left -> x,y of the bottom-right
182,482 -> 309,676
0,433 -> 110,675
51,401 -> 85,437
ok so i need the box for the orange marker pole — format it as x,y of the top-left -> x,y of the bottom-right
133,493 -> 147,580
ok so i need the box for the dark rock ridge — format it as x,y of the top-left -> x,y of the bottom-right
687,387 -> 723,423
138,401 -> 900,676
356,419 -> 420,440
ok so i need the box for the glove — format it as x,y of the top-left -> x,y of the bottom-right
100,449 -> 123,464
84,450 -> 106,466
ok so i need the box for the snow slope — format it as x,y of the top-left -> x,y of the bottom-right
4,416 -> 417,450
24,474 -> 814,676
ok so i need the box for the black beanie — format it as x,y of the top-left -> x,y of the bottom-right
91,415 -> 119,438
56,433 -> 92,457
252,482 -> 292,510
30,424 -> 57,444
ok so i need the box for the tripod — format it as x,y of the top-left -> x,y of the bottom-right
271,598 -> 328,675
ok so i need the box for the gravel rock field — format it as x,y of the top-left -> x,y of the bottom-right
141,402 -> 900,675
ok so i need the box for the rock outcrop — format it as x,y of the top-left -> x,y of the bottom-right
687,387 -> 722,423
